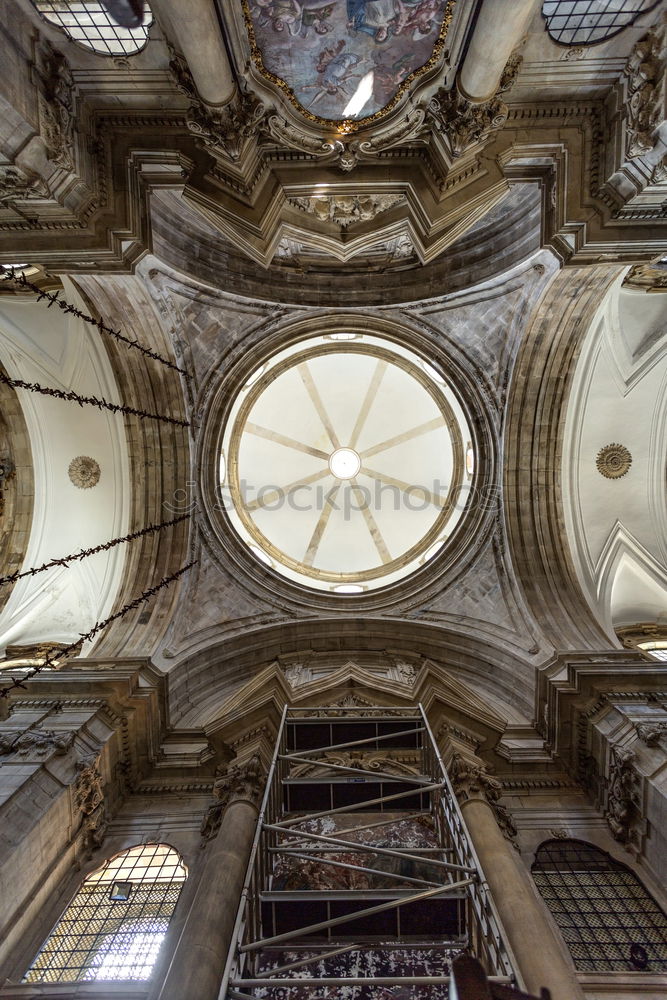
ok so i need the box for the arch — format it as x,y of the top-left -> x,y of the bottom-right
532,838 -> 667,973
24,843 -> 187,983
31,1 -> 153,56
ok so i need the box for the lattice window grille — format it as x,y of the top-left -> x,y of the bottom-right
24,843 -> 186,983
542,0 -> 660,45
532,839 -> 667,972
31,1 -> 153,56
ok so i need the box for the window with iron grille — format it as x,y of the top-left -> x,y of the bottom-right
542,0 -> 659,45
31,2 -> 153,56
23,843 -> 187,983
532,839 -> 667,972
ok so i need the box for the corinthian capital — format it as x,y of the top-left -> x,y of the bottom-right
201,753 -> 265,843
449,753 -> 518,849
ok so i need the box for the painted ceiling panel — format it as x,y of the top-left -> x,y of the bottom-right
244,0 -> 453,122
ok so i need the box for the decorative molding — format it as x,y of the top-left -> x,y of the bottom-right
616,622 -> 667,649
240,0 -> 456,134
595,443 -> 632,479
68,455 -> 101,489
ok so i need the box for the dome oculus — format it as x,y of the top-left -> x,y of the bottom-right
220,335 -> 473,592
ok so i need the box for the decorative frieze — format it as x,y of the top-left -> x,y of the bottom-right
0,726 -> 75,758
289,194 -> 405,228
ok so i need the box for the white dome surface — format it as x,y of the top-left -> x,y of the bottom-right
220,334 -> 472,592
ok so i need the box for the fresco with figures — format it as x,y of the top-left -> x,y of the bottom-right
245,0 -> 452,122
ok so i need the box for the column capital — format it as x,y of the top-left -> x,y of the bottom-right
201,753 -> 265,843
449,753 -> 518,848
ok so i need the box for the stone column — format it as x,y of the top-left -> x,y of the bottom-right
458,0 -> 538,103
150,0 -> 236,106
449,755 -> 585,1000
154,754 -> 264,1000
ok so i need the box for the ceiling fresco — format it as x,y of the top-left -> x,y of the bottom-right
243,0 -> 454,125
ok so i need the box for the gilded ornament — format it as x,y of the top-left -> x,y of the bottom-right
595,444 -> 632,479
241,0 -> 455,134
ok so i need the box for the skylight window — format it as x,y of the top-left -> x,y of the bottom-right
542,0 -> 659,45
32,1 -> 153,56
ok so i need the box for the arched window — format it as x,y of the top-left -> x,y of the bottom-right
532,839 -> 667,972
542,0 -> 659,45
24,843 -> 187,983
31,2 -> 153,57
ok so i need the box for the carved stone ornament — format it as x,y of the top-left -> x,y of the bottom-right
604,745 -> 641,848
201,753 -> 265,842
622,255 -> 667,292
596,443 -> 632,479
282,661 -> 312,688
427,52 -> 522,157
449,753 -> 519,848
81,804 -> 108,859
391,659 -> 417,686
290,751 -> 419,779
290,194 -> 405,228
14,727 -> 75,758
169,45 -> 265,161
0,166 -> 49,205
68,455 -> 101,489
34,40 -> 75,171
635,721 -> 667,746
624,17 -> 666,158
0,725 -> 74,758
74,755 -> 104,816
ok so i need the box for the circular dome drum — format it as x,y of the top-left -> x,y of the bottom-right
218,333 -> 474,593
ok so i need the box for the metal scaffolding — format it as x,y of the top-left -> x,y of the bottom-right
221,705 -> 519,998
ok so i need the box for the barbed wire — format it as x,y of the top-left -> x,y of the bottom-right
0,513 -> 191,587
0,371 -> 190,427
2,267 -> 191,381
0,561 -> 196,698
